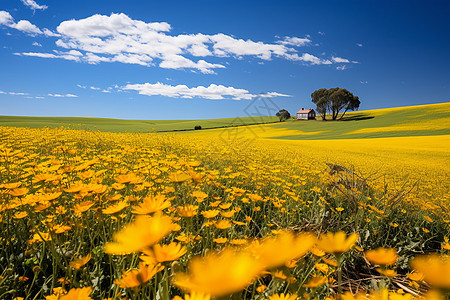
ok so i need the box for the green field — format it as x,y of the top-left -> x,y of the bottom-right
0,115 -> 279,132
0,102 -> 448,139
264,102 -> 450,140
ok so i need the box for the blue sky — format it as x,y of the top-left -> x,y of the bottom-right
0,0 -> 449,119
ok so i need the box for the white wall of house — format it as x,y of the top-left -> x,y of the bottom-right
297,113 -> 308,120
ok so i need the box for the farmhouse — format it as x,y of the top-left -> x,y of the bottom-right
296,108 -> 316,120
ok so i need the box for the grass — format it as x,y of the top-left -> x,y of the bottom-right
0,115 -> 279,133
0,102 -> 448,140
264,102 -> 450,140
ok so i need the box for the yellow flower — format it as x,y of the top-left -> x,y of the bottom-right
177,205 -> 198,217
170,172 -> 191,182
256,285 -> 267,292
115,262 -> 164,288
375,268 -> 397,277
314,263 -> 329,273
310,247 -> 325,257
141,242 -> 187,264
132,194 -> 171,214
316,231 -> 359,255
201,210 -> 220,219
60,287 -> 93,300
321,257 -> 338,267
365,248 -> 398,266
273,270 -> 287,280
9,188 -> 29,197
51,224 -> 72,234
104,214 -> 173,255
220,210 -> 236,218
69,254 -> 91,270
213,237 -> 228,244
230,239 -> 247,245
214,220 -> 232,230
268,293 -> 298,300
248,231 -> 316,269
13,211 -> 28,219
407,272 -> 424,281
410,254 -> 450,288
102,200 -> 128,215
174,248 -> 264,297
303,275 -> 327,288
73,201 -> 95,214
190,191 -> 208,202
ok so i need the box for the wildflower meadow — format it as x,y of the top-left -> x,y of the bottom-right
0,104 -> 449,300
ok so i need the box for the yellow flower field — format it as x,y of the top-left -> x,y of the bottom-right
0,122 -> 449,299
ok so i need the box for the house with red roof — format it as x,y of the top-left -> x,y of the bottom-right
296,108 -> 316,120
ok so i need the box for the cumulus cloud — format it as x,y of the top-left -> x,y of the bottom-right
332,56 -> 350,63
277,36 -> 311,47
123,82 -> 291,100
21,0 -> 48,11
5,12 -> 355,72
0,11 -> 14,26
0,10 -> 58,36
284,53 -> 332,65
11,20 -> 42,35
336,65 -> 347,70
11,13 -> 351,72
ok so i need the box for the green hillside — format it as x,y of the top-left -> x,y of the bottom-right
265,102 -> 450,140
0,102 -> 448,139
0,115 -> 278,133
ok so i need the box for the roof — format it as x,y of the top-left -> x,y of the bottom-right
297,109 -> 314,114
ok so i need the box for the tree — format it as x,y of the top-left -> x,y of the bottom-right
311,88 -> 329,120
275,109 -> 291,122
311,88 -> 360,120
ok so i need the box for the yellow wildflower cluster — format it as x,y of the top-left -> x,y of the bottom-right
0,125 -> 448,299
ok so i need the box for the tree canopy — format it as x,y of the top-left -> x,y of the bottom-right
311,88 -> 360,120
275,109 -> 291,122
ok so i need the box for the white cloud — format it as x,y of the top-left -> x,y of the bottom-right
90,86 -> 100,90
32,41 -> 42,46
48,93 -> 78,97
35,96 -> 44,99
357,43 -> 363,47
0,10 -> 57,36
7,12 -> 354,72
318,31 -> 325,35
360,80 -> 368,84
0,11 -> 14,26
21,0 -> 47,11
123,82 -> 291,100
285,53 -> 332,65
77,84 -> 86,88
0,90 -> 30,95
9,91 -> 29,95
332,56 -> 350,63
15,51 -> 81,61
11,20 -> 42,35
336,65 -> 347,70
277,36 -> 311,47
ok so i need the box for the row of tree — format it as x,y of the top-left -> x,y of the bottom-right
311,87 -> 360,120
